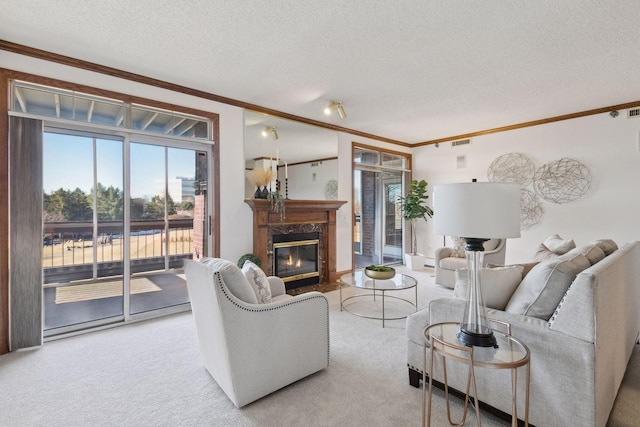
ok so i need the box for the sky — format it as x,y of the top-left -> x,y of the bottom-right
43,132 -> 199,200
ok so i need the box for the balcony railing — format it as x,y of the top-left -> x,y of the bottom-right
43,218 -> 194,283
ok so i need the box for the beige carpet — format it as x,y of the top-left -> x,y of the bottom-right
1,265 -> 635,426
55,277 -> 161,304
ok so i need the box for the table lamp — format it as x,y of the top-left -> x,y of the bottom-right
433,181 -> 520,347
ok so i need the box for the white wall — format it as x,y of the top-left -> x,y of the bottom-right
277,159 -> 337,200
412,112 -> 640,263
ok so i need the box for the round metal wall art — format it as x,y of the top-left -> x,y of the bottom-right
487,153 -> 536,186
520,188 -> 544,230
533,158 -> 592,204
487,152 -> 592,230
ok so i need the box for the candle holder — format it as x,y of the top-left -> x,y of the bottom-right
285,178 -> 289,199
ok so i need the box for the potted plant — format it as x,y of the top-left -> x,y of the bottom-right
237,253 -> 262,268
398,179 -> 434,270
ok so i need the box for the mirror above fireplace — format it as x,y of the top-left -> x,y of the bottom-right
244,110 -> 339,200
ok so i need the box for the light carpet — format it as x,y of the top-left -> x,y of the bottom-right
1,266 -> 637,426
54,277 -> 162,304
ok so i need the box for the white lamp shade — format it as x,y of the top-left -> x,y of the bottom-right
433,182 -> 521,239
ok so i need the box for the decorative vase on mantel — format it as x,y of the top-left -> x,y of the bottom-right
254,186 -> 269,199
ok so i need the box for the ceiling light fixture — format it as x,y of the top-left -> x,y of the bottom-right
324,101 -> 346,119
261,125 -> 279,140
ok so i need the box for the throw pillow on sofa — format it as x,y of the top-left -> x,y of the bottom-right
543,234 -> 576,255
504,254 -> 589,320
454,265 -> 524,310
450,236 -> 466,258
487,262 -> 539,279
534,243 -> 558,262
241,260 -> 273,304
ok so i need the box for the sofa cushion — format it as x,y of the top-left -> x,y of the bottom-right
590,239 -> 618,256
200,258 -> 259,304
567,244 -> 606,265
439,257 -> 467,270
543,234 -> 576,255
454,265 -> 524,310
241,260 -> 273,304
557,252 -> 591,271
505,256 -> 587,320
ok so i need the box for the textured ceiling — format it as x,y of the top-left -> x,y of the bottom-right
2,0 -> 640,144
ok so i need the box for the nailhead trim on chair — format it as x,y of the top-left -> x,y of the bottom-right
213,271 -> 331,366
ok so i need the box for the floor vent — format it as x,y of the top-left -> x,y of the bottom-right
627,108 -> 640,119
451,139 -> 471,147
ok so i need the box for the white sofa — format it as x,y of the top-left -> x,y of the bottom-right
184,258 -> 329,408
407,240 -> 640,427
435,238 -> 506,287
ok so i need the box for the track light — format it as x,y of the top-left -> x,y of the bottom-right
261,125 -> 278,140
324,101 -> 346,119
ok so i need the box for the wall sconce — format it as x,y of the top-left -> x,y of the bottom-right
262,126 -> 279,140
324,101 -> 346,119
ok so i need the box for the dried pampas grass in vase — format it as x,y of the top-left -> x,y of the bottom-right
247,167 -> 275,198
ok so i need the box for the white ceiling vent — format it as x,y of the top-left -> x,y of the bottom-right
627,108 -> 640,119
451,139 -> 471,147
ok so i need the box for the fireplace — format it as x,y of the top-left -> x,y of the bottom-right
245,199 -> 347,289
273,232 -> 320,288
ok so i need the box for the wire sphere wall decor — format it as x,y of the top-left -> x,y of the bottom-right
487,153 -> 536,186
533,158 -> 592,204
520,188 -> 544,230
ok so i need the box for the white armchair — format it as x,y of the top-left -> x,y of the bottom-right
184,258 -> 329,408
435,238 -> 506,288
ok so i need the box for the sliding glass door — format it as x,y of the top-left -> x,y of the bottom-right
43,130 -> 209,335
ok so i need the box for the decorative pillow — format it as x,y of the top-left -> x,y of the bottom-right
453,265 -> 524,310
200,258 -> 258,304
241,260 -> 273,304
543,234 -> 576,255
590,239 -> 618,256
488,262 -> 539,279
504,257 -> 585,320
450,237 -> 466,258
534,243 -> 558,262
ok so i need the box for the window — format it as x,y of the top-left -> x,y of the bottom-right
11,81 -> 211,141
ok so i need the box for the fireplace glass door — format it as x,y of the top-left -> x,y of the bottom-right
273,232 -> 320,288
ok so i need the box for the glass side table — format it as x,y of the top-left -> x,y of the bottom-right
339,271 -> 417,328
422,322 -> 530,427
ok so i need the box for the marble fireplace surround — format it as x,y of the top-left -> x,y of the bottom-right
245,199 -> 346,286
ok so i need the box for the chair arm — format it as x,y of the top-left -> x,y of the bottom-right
484,238 -> 506,255
267,276 -> 287,297
435,247 -> 453,263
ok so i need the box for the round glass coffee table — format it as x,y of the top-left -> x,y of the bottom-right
339,270 -> 417,327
